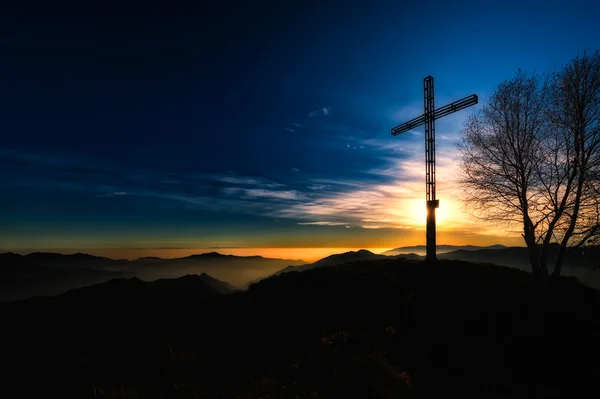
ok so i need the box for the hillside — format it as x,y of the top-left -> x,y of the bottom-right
2,258 -> 600,398
273,249 -> 388,276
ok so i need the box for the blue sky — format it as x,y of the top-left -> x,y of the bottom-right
1,1 -> 599,257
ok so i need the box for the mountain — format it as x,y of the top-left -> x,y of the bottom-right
56,272 -> 236,304
438,246 -> 530,268
0,253 -> 132,302
181,251 -> 229,259
24,252 -> 112,263
273,249 -> 388,276
439,244 -> 600,270
384,244 -> 507,256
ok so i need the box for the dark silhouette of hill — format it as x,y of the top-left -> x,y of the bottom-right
0,251 -> 305,302
274,249 -> 387,276
438,244 -> 600,270
384,244 -> 506,256
57,272 -> 236,301
2,257 -> 600,398
24,251 -> 111,263
22,273 -> 237,317
0,253 -> 131,302
392,252 -> 424,260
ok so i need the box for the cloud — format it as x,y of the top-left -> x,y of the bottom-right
309,110 -> 320,117
307,184 -> 331,190
215,175 -> 286,188
293,123 -> 302,128
391,101 -> 423,124
284,127 -> 295,133
297,221 -> 346,226
216,176 -> 259,185
291,168 -> 299,172
95,191 -> 128,198
1,130 -> 508,242
323,107 -> 331,115
244,189 -> 303,200
222,187 -> 242,196
222,187 -> 305,201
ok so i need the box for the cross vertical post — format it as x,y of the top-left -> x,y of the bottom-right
424,76 -> 439,261
391,76 -> 478,262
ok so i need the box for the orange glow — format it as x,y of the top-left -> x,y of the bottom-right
407,197 -> 457,228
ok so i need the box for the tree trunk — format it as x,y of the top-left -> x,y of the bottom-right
528,244 -> 543,277
539,245 -> 549,276
552,245 -> 567,277
523,214 -> 544,277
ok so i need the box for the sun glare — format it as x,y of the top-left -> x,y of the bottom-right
409,198 -> 452,226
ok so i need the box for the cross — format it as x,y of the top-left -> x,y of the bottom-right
391,76 -> 478,261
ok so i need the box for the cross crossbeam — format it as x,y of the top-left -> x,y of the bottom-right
391,76 -> 478,261
391,94 -> 478,136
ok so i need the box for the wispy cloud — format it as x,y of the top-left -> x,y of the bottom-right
1,131 -> 509,241
215,175 -> 286,188
284,127 -> 295,133
309,110 -> 320,117
96,191 -> 128,197
244,189 -> 304,200
307,184 -> 332,190
323,107 -> 331,116
297,221 -> 346,226
223,187 -> 305,201
391,101 -> 423,124
293,123 -> 302,128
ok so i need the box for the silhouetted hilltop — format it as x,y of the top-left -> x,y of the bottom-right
181,251 -> 228,259
24,251 -> 111,263
0,252 -> 23,262
275,249 -> 387,276
6,272 -> 236,321
2,257 -> 600,398
57,272 -> 236,303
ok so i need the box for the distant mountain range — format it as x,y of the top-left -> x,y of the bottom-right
4,244 -> 599,302
0,251 -> 305,302
384,244 -> 507,256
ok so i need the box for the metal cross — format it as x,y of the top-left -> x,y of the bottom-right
391,76 -> 478,261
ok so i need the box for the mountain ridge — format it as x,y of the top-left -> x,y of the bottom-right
0,251 -> 305,264
384,244 -> 508,256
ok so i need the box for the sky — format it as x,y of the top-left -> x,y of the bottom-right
1,0 -> 599,261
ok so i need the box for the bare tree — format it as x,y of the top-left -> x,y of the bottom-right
543,51 -> 600,276
458,69 -> 550,276
458,51 -> 600,278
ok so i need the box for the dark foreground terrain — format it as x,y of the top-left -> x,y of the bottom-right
2,259 -> 600,398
